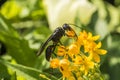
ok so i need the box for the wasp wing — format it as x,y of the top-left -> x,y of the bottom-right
37,34 -> 55,56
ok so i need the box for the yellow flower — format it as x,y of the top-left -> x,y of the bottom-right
80,30 -> 88,40
57,46 -> 66,56
87,32 -> 100,41
89,50 -> 107,63
77,30 -> 100,46
50,58 -> 60,68
77,30 -> 87,45
67,43 -> 80,58
73,56 -> 83,65
78,31 -> 107,63
48,30 -> 107,79
59,59 -> 71,78
74,55 -> 94,75
88,42 -> 107,63
84,41 -> 96,53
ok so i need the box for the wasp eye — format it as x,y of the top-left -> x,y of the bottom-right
62,23 -> 71,30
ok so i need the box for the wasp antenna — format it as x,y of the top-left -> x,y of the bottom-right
67,23 -> 84,30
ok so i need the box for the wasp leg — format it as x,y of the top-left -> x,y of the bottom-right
51,44 -> 57,57
45,44 -> 57,61
59,40 -> 63,45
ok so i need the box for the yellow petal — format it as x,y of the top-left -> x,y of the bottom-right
88,53 -> 93,60
68,76 -> 76,80
96,42 -> 101,48
80,30 -> 88,39
59,59 -> 71,78
92,35 -> 100,41
93,53 -> 100,63
80,65 -> 85,71
87,61 -> 94,68
57,46 -> 66,56
84,69 -> 88,75
68,43 -> 79,57
88,32 -> 92,39
50,58 -> 60,68
59,59 -> 70,70
61,70 -> 71,78
98,49 -> 107,55
74,55 -> 83,65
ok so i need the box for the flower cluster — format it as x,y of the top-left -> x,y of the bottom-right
50,30 -> 107,80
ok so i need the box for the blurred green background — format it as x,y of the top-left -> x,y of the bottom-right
0,0 -> 120,80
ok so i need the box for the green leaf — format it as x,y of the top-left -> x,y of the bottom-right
0,63 -> 10,80
107,4 -> 119,32
10,71 -> 17,80
101,33 -> 120,80
87,10 -> 98,32
0,15 -> 19,38
0,0 -> 21,19
95,19 -> 108,39
0,14 -> 36,67
0,58 -> 57,80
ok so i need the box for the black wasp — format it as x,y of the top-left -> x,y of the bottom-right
37,23 -> 78,61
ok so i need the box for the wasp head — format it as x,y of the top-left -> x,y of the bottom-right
62,23 -> 71,31
62,23 -> 78,40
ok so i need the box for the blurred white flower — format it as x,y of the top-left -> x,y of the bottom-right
44,0 -> 96,30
